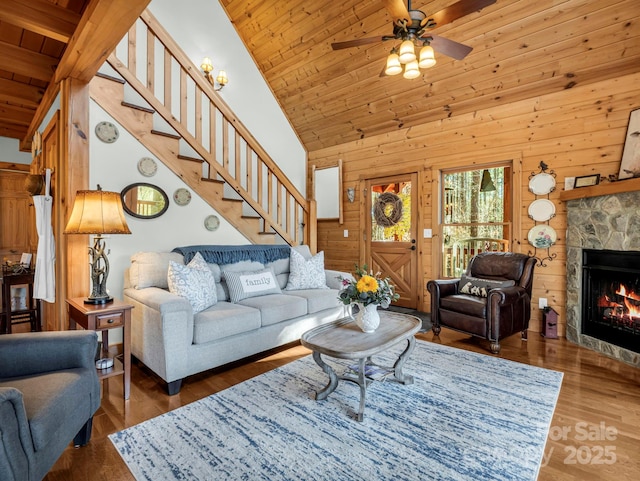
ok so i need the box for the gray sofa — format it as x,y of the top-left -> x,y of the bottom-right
123,244 -> 350,394
0,331 -> 101,481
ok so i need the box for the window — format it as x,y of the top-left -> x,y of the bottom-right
441,165 -> 512,277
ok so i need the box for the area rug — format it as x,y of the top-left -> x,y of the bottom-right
110,340 -> 563,481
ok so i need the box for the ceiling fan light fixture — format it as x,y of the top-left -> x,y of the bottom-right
418,45 -> 436,69
385,53 -> 402,75
403,60 -> 420,79
398,39 -> 416,64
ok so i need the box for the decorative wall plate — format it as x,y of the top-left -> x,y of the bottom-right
528,199 -> 556,221
527,225 -> 557,248
95,121 -> 119,143
204,214 -> 220,231
528,172 -> 555,195
173,188 -> 191,206
137,157 -> 158,177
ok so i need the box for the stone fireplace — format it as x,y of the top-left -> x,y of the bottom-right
566,189 -> 640,368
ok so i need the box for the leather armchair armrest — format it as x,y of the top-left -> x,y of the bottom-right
427,278 -> 460,299
487,285 -> 527,306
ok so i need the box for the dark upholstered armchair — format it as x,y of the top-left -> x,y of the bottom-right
427,252 -> 536,354
0,331 -> 101,481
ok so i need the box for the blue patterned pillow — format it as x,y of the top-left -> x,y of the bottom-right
167,252 -> 217,313
225,268 -> 281,303
285,249 -> 328,290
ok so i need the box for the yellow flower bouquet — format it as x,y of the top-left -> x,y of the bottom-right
337,264 -> 399,308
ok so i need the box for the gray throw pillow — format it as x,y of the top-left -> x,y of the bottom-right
458,275 -> 516,298
225,267 -> 282,303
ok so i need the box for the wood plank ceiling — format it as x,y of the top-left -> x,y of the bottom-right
220,0 -> 640,152
0,0 -> 87,141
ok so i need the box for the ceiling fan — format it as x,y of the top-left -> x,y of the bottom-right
331,0 -> 496,78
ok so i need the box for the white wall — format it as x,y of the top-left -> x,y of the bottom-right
0,137 -> 33,164
148,0 -> 307,193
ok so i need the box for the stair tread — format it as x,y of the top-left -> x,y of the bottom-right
95,72 -> 125,84
201,177 -> 224,184
178,154 -> 205,163
259,231 -> 276,235
151,129 -> 180,139
121,101 -> 154,114
222,197 -> 244,203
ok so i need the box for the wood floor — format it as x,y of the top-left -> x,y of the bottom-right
43,329 -> 640,481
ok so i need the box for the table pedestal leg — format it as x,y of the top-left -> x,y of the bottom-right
392,336 -> 415,384
312,351 -> 338,401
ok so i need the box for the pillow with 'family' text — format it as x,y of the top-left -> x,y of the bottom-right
224,267 -> 282,303
458,275 -> 515,298
167,252 -> 217,313
285,249 -> 328,290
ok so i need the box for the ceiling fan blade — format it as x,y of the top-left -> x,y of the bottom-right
382,0 -> 411,26
427,34 -> 473,60
421,0 -> 496,28
331,36 -> 385,50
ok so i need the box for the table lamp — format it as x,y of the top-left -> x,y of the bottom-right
64,185 -> 131,304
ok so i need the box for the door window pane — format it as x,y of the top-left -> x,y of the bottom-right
371,181 -> 411,242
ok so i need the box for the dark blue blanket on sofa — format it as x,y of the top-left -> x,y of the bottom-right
172,245 -> 292,265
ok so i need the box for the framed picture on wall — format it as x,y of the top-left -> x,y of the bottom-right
617,107 -> 640,180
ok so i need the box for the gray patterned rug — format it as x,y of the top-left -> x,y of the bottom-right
110,340 -> 563,481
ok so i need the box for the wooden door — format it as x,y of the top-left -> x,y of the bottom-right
0,171 -> 38,264
364,173 -> 418,309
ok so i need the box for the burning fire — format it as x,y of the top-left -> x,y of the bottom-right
616,284 -> 640,318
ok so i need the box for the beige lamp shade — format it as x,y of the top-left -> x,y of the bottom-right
64,189 -> 131,235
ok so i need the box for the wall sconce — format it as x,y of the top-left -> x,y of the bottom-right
346,187 -> 356,203
201,57 -> 228,91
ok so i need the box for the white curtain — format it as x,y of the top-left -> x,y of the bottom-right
33,169 -> 55,302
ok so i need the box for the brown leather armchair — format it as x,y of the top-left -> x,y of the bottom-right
427,252 -> 536,354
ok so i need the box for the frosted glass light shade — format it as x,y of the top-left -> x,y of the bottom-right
403,60 -> 420,79
200,57 -> 213,73
398,40 -> 416,64
419,45 -> 436,69
385,53 -> 402,75
216,70 -> 228,86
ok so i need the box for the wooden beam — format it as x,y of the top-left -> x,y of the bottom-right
0,161 -> 30,173
0,40 -> 59,82
0,78 -> 44,108
0,122 -> 28,139
54,0 -> 152,82
0,0 -> 80,43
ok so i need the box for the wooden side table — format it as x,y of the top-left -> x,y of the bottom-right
67,297 -> 133,400
1,269 -> 41,334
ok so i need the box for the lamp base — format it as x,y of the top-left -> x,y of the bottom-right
84,295 -> 113,305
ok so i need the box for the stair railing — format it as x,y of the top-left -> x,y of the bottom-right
107,9 -> 312,246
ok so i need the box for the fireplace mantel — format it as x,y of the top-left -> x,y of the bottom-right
560,176 -> 640,201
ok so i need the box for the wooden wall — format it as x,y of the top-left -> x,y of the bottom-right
309,71 -> 640,335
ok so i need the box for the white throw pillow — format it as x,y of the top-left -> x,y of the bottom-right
225,268 -> 281,303
167,252 -> 217,313
285,249 -> 328,290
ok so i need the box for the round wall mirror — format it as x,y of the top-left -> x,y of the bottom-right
121,183 -> 169,219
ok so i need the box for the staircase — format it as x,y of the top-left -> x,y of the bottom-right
89,10 -> 314,247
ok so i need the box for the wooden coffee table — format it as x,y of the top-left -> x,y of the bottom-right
301,310 -> 421,421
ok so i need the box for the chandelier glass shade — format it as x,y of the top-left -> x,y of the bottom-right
385,53 -> 402,76
419,45 -> 436,69
398,39 -> 417,64
403,60 -> 420,79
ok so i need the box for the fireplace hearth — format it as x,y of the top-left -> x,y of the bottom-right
582,249 -> 640,354
566,190 -> 640,368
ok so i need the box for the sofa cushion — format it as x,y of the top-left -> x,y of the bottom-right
441,294 -> 487,318
130,251 -> 183,289
167,253 -> 217,313
239,294 -> 307,326
285,249 -> 328,290
193,302 -> 261,344
284,289 -> 340,314
458,275 -> 515,298
225,268 -> 282,303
